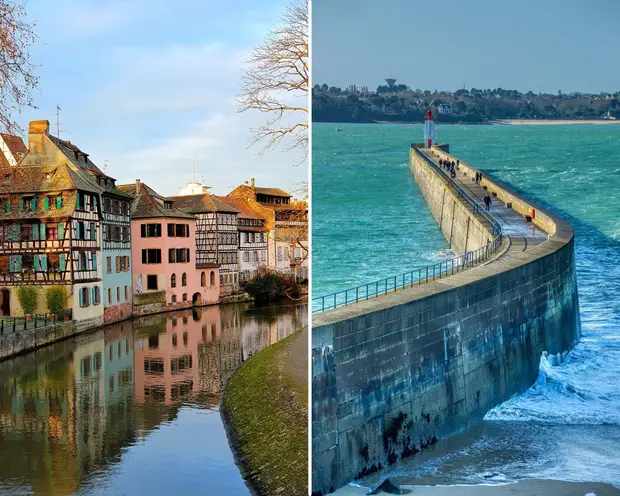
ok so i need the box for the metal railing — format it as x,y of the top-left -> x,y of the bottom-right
0,309 -> 73,335
312,147 -> 504,314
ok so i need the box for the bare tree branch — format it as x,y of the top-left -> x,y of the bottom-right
0,1 -> 38,135
237,0 -> 308,163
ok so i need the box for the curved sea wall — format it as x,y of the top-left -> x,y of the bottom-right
311,145 -> 580,495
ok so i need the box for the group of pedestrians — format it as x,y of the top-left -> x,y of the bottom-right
439,157 -> 492,211
439,158 -> 459,178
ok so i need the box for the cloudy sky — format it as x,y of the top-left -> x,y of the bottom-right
20,0 -> 306,196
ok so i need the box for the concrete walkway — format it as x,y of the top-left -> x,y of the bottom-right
424,150 -> 549,259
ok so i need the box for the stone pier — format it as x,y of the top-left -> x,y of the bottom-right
311,145 -> 581,495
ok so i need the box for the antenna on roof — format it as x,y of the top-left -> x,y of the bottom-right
56,106 -> 61,139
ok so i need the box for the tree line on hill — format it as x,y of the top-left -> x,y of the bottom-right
312,83 -> 620,123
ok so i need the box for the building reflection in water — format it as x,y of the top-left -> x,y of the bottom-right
0,301 -> 306,495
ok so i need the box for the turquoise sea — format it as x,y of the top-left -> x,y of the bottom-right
312,122 -> 620,486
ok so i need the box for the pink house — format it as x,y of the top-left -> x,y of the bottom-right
118,180 -> 219,315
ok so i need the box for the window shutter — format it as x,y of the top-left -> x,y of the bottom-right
5,200 -> 10,213
91,252 -> 97,270
40,224 -> 46,240
58,222 -> 65,240
33,255 -> 41,272
116,257 -> 120,272
43,197 -> 49,210
79,289 -> 84,307
18,198 -> 23,212
31,198 -> 36,210
32,224 -> 40,241
41,255 -> 48,271
92,287 -> 96,304
90,222 -> 96,240
93,196 -> 98,210
59,254 -> 66,271
15,255 -> 22,271
57,196 -> 62,209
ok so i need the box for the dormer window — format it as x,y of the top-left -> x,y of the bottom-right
164,201 -> 172,210
3,174 -> 10,184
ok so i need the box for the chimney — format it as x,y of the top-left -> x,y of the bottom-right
251,178 -> 255,189
29,120 -> 49,136
28,120 -> 50,156
136,179 -> 141,190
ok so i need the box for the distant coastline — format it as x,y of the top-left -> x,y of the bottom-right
313,84 -> 620,125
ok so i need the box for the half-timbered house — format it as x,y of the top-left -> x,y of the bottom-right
0,121 -> 105,326
218,196 -> 268,283
47,138 -> 133,324
169,193 -> 240,295
227,179 -> 308,281
118,180 -> 219,315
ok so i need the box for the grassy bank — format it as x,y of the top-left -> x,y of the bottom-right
222,329 -> 308,496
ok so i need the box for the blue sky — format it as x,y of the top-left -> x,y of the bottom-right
312,0 -> 620,94
19,0 -> 305,196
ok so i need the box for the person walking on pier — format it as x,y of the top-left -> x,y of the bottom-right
484,194 -> 492,211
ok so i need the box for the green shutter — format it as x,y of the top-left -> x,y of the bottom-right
57,196 -> 62,209
32,224 -> 39,241
59,253 -> 66,271
58,222 -> 65,240
90,222 -> 96,240
40,254 -> 48,271
40,224 -> 46,240
18,199 -> 23,212
13,255 -> 22,272
43,197 -> 49,210
33,255 -> 41,272
93,196 -> 98,210
91,252 -> 97,271
31,198 -> 36,211
5,200 -> 10,213
79,289 -> 83,307
91,287 -> 96,304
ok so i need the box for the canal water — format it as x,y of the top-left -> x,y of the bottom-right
313,122 -> 620,488
0,301 -> 307,495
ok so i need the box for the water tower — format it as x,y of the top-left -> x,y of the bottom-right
385,78 -> 396,88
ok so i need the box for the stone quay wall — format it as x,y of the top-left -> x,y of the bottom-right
311,146 -> 581,495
